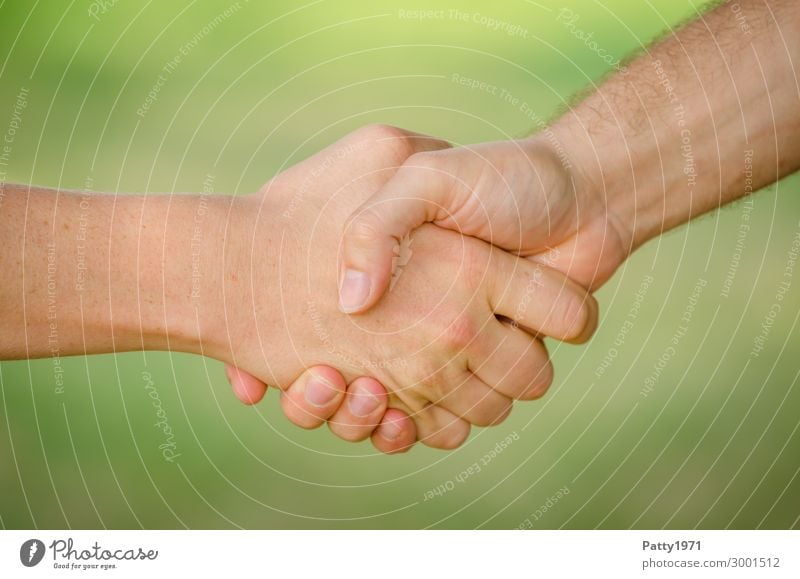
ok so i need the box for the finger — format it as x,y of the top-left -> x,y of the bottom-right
366,125 -> 452,157
470,322 -> 554,400
413,404 -> 472,450
338,150 -> 456,315
487,250 -> 599,343
371,408 -> 417,454
328,377 -> 389,442
279,366 -> 346,430
431,372 -> 513,427
225,364 -> 269,405
386,385 -> 472,450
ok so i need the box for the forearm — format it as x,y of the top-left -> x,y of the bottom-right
0,183 -> 232,360
551,0 -> 800,251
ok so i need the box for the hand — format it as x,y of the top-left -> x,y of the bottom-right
205,125 -> 597,450
337,135 -> 630,314
219,125 -> 450,454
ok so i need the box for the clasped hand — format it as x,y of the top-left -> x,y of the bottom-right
221,125 -> 605,453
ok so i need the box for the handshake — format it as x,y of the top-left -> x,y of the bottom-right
216,124 -> 625,453
5,0 -> 795,456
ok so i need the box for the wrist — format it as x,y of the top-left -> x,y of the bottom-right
126,193 -> 234,358
198,191 -> 286,369
545,116 -> 659,256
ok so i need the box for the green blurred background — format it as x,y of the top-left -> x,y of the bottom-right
1,0 -> 798,529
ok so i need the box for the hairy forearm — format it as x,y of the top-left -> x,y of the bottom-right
552,0 -> 800,251
0,183 -> 232,359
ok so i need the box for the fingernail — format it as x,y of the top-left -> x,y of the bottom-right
304,376 -> 339,407
347,388 -> 381,417
339,269 -> 370,313
379,419 -> 403,441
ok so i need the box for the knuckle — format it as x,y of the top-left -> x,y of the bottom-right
424,422 -> 470,450
358,124 -> 416,163
485,401 -> 513,426
580,294 -> 599,340
455,391 -> 512,426
468,394 -> 513,427
470,411 -> 498,428
439,422 -> 471,449
522,360 -> 554,400
441,313 -> 479,351
415,405 -> 470,450
415,371 -> 450,404
558,292 -> 592,341
344,211 -> 384,248
359,123 -> 408,141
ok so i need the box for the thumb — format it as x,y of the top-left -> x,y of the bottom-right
339,154 -> 456,314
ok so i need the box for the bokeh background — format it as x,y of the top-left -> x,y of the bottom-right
1,0 -> 799,529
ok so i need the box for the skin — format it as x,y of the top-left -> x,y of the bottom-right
231,0 -> 800,440
336,0 -> 800,312
0,126 -> 597,454
226,365 -> 416,454
216,125 -> 596,449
